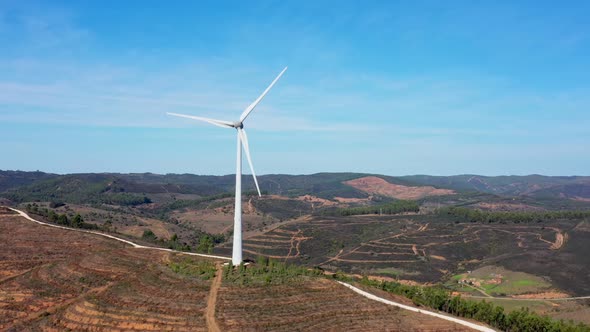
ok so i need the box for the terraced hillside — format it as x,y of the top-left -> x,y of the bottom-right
3,170 -> 590,258
234,214 -> 590,296
0,209 -> 475,331
0,209 -> 213,331
216,278 -> 468,331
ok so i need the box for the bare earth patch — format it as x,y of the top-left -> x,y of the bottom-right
216,277 -> 470,331
512,291 -> 571,299
475,202 -> 545,212
1,212 -> 480,331
0,214 -> 215,331
0,207 -> 16,215
549,232 -> 567,250
344,176 -> 455,200
333,197 -> 370,204
296,195 -> 338,206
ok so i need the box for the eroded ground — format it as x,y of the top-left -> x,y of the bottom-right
233,214 -> 590,296
0,211 -> 212,331
1,209 -> 476,331
216,278 -> 469,331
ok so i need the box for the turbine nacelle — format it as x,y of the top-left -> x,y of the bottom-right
232,122 -> 244,129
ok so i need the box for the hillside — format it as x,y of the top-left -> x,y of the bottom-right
0,210 -> 471,331
402,174 -> 590,199
3,171 -> 590,204
2,170 -> 590,328
344,176 -> 456,199
0,170 -> 58,192
235,213 -> 590,295
2,170 -> 590,254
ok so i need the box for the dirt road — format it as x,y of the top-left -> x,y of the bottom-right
9,207 -> 230,261
4,207 -> 503,331
337,282 -> 496,332
206,264 -> 223,332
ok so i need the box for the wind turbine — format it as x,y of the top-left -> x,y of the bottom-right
167,67 -> 287,265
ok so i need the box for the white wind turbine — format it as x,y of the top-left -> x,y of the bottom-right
167,67 -> 287,265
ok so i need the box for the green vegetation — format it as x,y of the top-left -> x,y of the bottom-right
223,256 -> 324,286
140,227 -> 224,253
101,193 -> 151,206
324,200 -> 420,216
480,298 -> 553,315
168,257 -> 216,280
141,229 -> 158,241
153,192 -> 233,215
196,233 -> 225,254
252,198 -> 313,220
140,229 -> 191,251
356,277 -> 590,332
439,206 -> 590,223
487,279 -> 548,296
4,175 -> 152,206
0,170 -> 57,192
401,174 -> 590,199
449,267 -> 551,296
372,267 -> 420,278
25,203 -> 99,230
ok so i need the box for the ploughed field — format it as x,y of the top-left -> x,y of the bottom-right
0,209 -> 472,331
217,277 -> 468,331
233,214 -> 590,296
0,209 -> 212,331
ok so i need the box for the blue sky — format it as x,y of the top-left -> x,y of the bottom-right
1,1 -> 589,176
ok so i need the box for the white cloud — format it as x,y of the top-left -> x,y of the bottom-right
1,4 -> 589,143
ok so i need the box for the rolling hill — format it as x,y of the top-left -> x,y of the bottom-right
2,170 -> 590,328
0,209 -> 474,331
3,170 -> 590,203
401,174 -> 590,198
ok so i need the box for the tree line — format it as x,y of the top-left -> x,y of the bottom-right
100,193 -> 152,206
323,200 -> 420,216
5,183 -> 152,206
168,257 -> 216,280
25,202 -> 225,256
438,206 -> 590,223
141,229 -> 224,254
356,277 -> 589,332
224,256 -> 324,286
25,203 -> 99,230
224,256 -> 589,331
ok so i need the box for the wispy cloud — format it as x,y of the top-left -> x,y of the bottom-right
2,57 -> 590,140
2,2 -> 589,141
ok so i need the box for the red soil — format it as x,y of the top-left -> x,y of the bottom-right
344,176 -> 455,200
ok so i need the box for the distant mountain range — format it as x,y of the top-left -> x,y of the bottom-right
403,174 -> 590,201
2,170 -> 590,204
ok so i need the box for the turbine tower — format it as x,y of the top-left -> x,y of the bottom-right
167,67 -> 287,265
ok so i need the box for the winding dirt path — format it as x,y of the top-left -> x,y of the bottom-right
9,207 -> 582,330
318,248 -> 344,265
8,207 -> 230,261
337,282 -> 495,332
550,231 -> 566,250
20,281 -> 114,327
205,264 -> 223,332
462,284 -> 493,298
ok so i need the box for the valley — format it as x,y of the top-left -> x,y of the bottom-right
2,170 -> 590,329
1,207 -> 475,331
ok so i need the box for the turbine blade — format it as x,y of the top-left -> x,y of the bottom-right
239,66 -> 288,123
167,112 -> 233,128
238,128 -> 261,197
